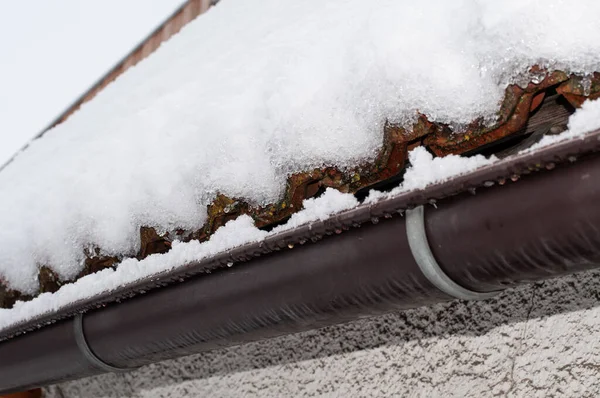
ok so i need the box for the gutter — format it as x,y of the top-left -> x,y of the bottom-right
1,131 -> 600,393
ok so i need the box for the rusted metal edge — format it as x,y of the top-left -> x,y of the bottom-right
2,129 -> 599,341
405,205 -> 501,301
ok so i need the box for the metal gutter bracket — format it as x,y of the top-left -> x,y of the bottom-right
74,313 -> 134,373
406,205 -> 501,301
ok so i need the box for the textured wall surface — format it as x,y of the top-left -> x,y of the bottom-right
45,268 -> 600,397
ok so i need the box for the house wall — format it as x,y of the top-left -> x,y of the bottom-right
44,268 -> 600,397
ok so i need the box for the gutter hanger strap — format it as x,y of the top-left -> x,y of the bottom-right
406,205 -> 500,301
74,313 -> 135,373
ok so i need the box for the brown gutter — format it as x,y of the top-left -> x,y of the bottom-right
1,131 -> 600,393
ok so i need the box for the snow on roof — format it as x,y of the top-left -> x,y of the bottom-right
1,0 -> 600,305
2,102 -> 600,331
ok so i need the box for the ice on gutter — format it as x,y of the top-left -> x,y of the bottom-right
2,99 -> 600,332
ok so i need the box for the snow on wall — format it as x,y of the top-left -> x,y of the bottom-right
44,268 -> 600,398
2,0 -> 600,295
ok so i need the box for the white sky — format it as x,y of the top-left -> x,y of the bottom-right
0,0 -> 186,165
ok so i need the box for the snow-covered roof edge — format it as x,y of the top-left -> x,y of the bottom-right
2,1 -> 600,323
2,100 -> 600,335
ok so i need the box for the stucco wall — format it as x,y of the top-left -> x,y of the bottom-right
44,268 -> 600,397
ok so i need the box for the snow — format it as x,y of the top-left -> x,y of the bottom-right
0,0 -> 186,167
2,97 -> 600,331
366,149 -> 496,203
367,97 -> 600,205
270,188 -> 359,233
0,189 -> 358,330
2,0 -> 600,303
567,99 -> 600,135
528,98 -> 600,150
0,216 -> 266,329
402,150 -> 495,192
